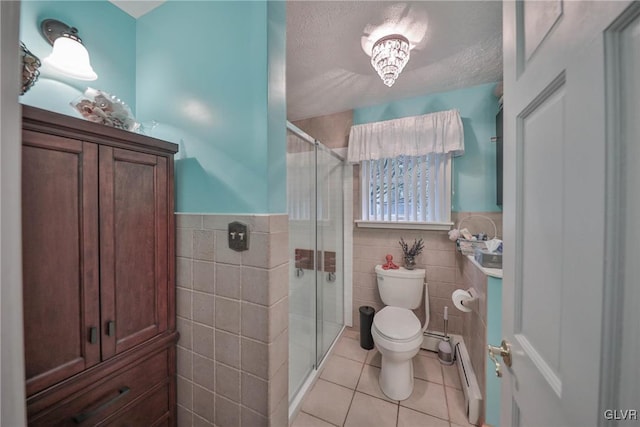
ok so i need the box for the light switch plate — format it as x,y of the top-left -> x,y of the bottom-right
228,221 -> 249,252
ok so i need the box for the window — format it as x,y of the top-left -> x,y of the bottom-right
347,108 -> 463,228
360,153 -> 451,223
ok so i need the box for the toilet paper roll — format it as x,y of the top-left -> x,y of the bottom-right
452,289 -> 474,313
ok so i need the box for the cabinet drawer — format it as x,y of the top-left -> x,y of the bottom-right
103,383 -> 170,427
29,350 -> 168,426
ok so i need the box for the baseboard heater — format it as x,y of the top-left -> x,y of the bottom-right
455,340 -> 482,425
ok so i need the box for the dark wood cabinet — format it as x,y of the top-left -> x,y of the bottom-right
22,132 -> 101,396
22,106 -> 178,426
99,146 -> 170,358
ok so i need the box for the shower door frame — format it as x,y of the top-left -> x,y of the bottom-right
286,122 -> 349,412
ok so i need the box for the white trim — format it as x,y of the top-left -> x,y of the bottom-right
605,3 -> 640,416
355,220 -> 453,231
601,11 -> 626,419
1,1 -> 27,425
516,334 -> 562,397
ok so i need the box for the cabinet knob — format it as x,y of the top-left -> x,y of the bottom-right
107,320 -> 116,337
89,327 -> 98,344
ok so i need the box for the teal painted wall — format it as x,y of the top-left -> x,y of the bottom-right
353,83 -> 501,212
19,1 -> 136,117
19,0 -> 287,214
136,1 -> 286,213
267,1 -> 287,214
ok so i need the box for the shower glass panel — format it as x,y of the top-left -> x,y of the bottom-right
316,144 -> 344,364
287,124 -> 344,404
287,130 -> 316,401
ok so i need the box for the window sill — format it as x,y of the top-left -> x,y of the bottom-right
354,220 -> 454,231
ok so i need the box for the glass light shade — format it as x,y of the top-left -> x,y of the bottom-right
371,35 -> 410,87
43,36 -> 97,81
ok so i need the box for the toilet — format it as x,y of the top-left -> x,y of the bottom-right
372,265 -> 429,400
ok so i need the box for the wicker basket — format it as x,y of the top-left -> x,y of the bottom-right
454,215 -> 497,256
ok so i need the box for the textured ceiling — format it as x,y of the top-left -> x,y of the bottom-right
287,1 -> 503,121
108,1 -> 501,121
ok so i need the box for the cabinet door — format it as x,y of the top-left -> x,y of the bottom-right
22,131 -> 100,396
99,147 -> 169,358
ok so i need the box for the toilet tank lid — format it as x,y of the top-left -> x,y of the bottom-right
375,265 -> 426,278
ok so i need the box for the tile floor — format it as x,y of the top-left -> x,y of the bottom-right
291,330 -> 473,427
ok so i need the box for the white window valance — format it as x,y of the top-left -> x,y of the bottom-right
347,109 -> 465,163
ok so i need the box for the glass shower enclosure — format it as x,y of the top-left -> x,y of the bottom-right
287,123 -> 344,407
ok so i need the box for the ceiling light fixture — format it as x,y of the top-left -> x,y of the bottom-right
40,19 -> 98,81
370,34 -> 410,87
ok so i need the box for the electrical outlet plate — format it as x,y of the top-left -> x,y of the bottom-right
228,221 -> 249,252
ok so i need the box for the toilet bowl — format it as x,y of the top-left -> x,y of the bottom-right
372,265 -> 429,400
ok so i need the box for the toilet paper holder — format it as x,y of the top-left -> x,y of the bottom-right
452,288 -> 478,312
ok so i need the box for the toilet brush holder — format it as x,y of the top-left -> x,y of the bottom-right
438,337 -> 454,365
438,311 -> 454,365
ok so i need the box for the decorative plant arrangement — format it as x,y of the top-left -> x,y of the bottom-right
399,237 -> 424,270
71,87 -> 139,132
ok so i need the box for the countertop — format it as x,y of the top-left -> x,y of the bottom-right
466,255 -> 503,279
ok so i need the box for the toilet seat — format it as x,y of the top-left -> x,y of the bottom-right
373,306 -> 422,342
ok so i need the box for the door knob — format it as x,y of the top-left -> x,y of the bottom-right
487,339 -> 512,377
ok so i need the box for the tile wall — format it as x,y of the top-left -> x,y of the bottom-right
352,228 -> 461,333
175,214 -> 289,427
459,255 -> 490,426
351,211 -> 502,335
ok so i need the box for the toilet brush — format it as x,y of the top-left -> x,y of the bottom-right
438,306 -> 454,365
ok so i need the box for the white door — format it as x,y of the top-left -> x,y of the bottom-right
1,1 -> 28,426
501,1 -> 637,426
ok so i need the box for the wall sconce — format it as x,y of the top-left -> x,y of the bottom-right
40,19 -> 98,81
20,42 -> 41,95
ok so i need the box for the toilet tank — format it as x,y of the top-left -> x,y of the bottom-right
375,265 -> 426,309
